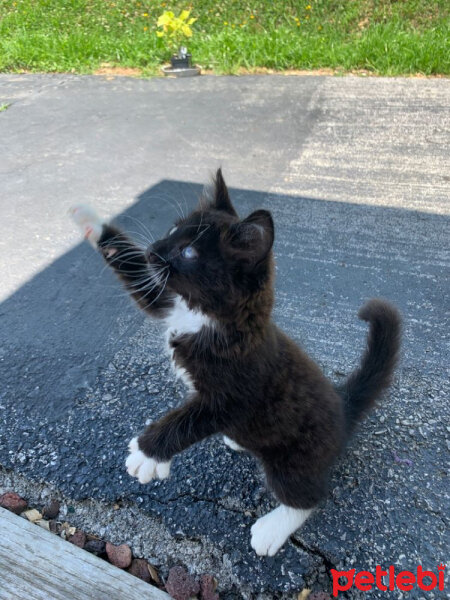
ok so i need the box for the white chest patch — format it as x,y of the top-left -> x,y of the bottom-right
164,296 -> 212,390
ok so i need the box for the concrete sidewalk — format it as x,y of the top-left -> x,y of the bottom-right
0,74 -> 449,599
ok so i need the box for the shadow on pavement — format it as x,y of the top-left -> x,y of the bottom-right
1,180 -> 448,595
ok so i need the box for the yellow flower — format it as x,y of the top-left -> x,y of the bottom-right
157,11 -> 174,26
224,21 -> 228,25
156,9 -> 196,42
144,26 -> 148,31
306,4 -> 311,9
250,15 -> 254,19
143,13 -> 148,17
181,24 -> 193,36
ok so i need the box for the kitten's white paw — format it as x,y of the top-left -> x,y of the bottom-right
70,204 -> 103,246
223,435 -> 244,452
250,505 -> 312,557
125,437 -> 171,484
251,510 -> 289,556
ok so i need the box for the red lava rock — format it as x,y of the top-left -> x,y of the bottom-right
310,593 -> 333,600
68,530 -> 86,548
128,558 -> 152,583
84,539 -> 106,555
105,542 -> 132,569
165,566 -> 200,600
200,574 -> 219,600
43,500 -> 60,520
0,492 -> 27,515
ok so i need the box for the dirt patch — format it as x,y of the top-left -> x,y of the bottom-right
237,67 -> 337,76
94,65 -> 143,78
91,65 -> 447,80
232,67 -> 448,78
9,66 -> 447,79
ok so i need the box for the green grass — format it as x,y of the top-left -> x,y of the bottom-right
0,0 -> 448,75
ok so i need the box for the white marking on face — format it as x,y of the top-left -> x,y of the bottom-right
125,437 -> 171,484
250,504 -> 313,556
164,295 -> 212,391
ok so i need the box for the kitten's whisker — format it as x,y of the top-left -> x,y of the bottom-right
139,279 -> 166,298
197,211 -> 204,235
141,271 -> 170,310
172,187 -> 187,220
190,222 -> 210,246
148,250 -> 167,264
99,253 -> 147,275
104,242 -> 145,252
113,230 -> 152,248
108,254 -> 147,264
128,268 -> 169,293
150,192 -> 185,221
115,260 -> 150,268
118,215 -> 156,243
178,185 -> 191,219
104,240 -> 166,266
100,234 -> 146,249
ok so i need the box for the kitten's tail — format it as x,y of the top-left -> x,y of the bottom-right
337,299 -> 402,436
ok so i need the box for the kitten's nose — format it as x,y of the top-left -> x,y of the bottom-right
146,243 -> 165,264
146,247 -> 159,264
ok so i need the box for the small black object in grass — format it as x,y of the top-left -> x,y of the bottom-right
162,46 -> 201,77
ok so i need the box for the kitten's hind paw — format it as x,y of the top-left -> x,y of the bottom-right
250,505 -> 312,557
125,437 -> 171,484
70,204 -> 104,247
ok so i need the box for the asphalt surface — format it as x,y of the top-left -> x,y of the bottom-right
0,74 -> 449,599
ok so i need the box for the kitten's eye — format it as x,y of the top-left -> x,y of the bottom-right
181,245 -> 198,260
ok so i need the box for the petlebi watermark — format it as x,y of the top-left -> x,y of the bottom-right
330,564 -> 446,596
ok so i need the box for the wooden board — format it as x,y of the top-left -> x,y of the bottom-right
0,507 -> 170,600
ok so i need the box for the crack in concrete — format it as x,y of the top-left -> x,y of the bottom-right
290,536 -> 336,586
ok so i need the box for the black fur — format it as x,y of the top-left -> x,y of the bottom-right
97,169 -> 402,511
337,299 -> 402,435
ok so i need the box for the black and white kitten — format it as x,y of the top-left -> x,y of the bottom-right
71,169 -> 401,556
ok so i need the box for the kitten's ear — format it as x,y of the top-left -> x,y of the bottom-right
213,168 -> 237,216
227,210 -> 274,265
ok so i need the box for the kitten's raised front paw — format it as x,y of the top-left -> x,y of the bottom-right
125,437 -> 171,484
70,204 -> 104,247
